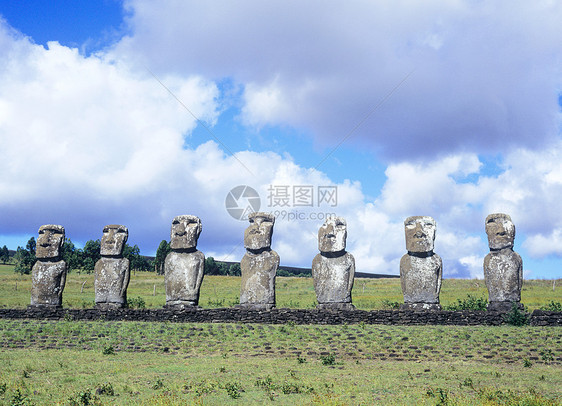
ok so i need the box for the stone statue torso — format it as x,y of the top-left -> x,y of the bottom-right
484,249 -> 522,302
94,257 -> 130,305
400,253 -> 442,304
312,252 -> 355,304
240,250 -> 279,306
31,260 -> 67,307
164,250 -> 205,305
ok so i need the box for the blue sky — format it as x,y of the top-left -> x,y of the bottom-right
1,1 -> 562,279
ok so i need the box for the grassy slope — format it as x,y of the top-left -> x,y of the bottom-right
0,320 -> 561,405
1,264 -> 561,404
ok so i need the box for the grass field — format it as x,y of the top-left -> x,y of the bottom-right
0,264 -> 561,405
0,264 -> 560,310
0,320 -> 561,405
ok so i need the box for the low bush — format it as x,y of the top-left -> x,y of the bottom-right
444,294 -> 487,311
540,301 -> 562,311
504,303 -> 529,326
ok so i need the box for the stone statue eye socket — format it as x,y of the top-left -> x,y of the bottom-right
405,222 -> 415,227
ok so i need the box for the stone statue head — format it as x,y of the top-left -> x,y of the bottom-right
485,213 -> 515,250
170,215 -> 202,250
244,212 -> 275,250
36,224 -> 65,259
404,216 -> 436,253
100,224 -> 129,256
318,216 -> 347,253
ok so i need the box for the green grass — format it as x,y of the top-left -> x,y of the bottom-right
1,264 -> 560,310
1,265 -> 561,405
0,320 -> 560,405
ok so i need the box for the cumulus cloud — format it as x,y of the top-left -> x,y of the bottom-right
3,5 -> 562,280
113,0 -> 562,160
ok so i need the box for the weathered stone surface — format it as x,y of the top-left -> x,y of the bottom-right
95,257 -> 130,308
400,254 -> 442,305
170,215 -> 202,250
244,212 -> 274,251
484,213 -> 522,311
30,225 -> 67,307
99,224 -> 128,256
165,215 -> 205,308
239,212 -> 279,310
35,224 -> 65,259
400,216 -> 442,311
165,251 -> 205,307
239,250 -> 279,310
312,217 -> 355,309
7,307 -> 557,326
95,225 -> 130,309
404,216 -> 436,253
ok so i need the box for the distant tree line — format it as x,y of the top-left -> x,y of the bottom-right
0,245 -> 9,264
12,237 -> 151,275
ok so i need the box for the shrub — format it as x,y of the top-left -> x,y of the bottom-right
151,378 -> 164,390
95,382 -> 115,396
126,296 -> 146,309
381,299 -> 401,309
102,345 -> 115,355
504,303 -> 529,326
320,353 -> 336,366
223,381 -> 244,399
540,301 -> 562,311
444,294 -> 487,311
67,389 -> 102,406
425,386 -> 449,405
540,349 -> 554,363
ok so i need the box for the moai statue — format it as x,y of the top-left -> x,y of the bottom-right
94,225 -> 130,310
312,217 -> 355,310
164,215 -> 205,308
238,212 -> 279,310
30,225 -> 67,308
400,216 -> 442,311
484,213 -> 523,312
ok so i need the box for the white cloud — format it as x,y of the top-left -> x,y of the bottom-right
523,229 -> 562,258
3,7 -> 562,281
112,0 -> 562,160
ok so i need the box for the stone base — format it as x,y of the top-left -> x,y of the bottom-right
400,302 -> 442,311
235,303 -> 275,311
164,301 -> 200,310
95,302 -> 126,311
487,301 -> 524,312
316,302 -> 356,311
27,304 -> 62,310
